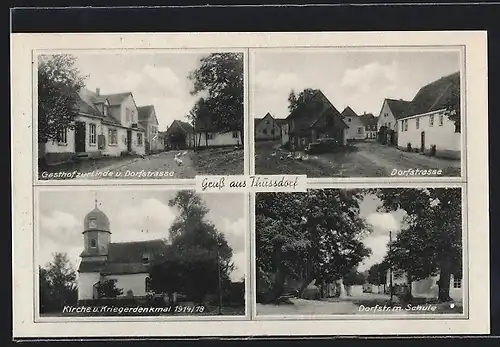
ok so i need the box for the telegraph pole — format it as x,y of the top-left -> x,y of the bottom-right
389,230 -> 393,302
216,243 -> 222,315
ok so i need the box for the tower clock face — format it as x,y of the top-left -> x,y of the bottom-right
89,219 -> 97,229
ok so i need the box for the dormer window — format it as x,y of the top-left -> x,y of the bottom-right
103,106 -> 108,117
142,253 -> 150,265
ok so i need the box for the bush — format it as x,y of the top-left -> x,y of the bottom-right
407,143 -> 412,152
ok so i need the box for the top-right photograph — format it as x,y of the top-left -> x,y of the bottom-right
252,48 -> 463,178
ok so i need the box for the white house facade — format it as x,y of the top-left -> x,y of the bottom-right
255,113 -> 281,141
341,107 -> 365,140
396,71 -> 461,159
196,131 -> 242,147
41,89 -> 147,165
138,105 -> 161,153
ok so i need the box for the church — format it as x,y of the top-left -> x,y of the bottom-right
77,203 -> 167,305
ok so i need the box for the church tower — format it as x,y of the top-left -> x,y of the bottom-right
81,200 -> 111,260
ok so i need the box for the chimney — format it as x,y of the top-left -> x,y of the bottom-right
96,88 -> 100,96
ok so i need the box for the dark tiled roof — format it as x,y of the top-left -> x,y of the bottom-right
341,106 -> 358,117
385,99 -> 412,120
137,105 -> 154,121
254,118 -> 263,128
167,119 -> 194,135
102,92 -> 132,106
77,89 -> 104,117
403,71 -> 460,118
107,239 -> 169,264
359,113 -> 377,126
78,260 -> 107,273
287,90 -> 348,132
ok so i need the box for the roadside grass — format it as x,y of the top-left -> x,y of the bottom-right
191,147 -> 244,175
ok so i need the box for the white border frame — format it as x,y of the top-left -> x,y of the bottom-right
12,31 -> 489,337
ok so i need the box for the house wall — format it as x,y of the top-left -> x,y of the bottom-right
397,109 -> 461,159
131,130 -> 146,155
117,95 -> 138,129
104,273 -> 150,298
101,125 -> 127,156
377,101 -> 398,132
78,272 -> 101,300
197,131 -> 242,147
255,116 -> 281,140
344,116 -> 366,140
345,285 -> 364,296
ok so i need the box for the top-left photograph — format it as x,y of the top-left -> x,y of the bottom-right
36,51 -> 245,181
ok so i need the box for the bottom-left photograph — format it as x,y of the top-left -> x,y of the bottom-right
35,188 -> 248,318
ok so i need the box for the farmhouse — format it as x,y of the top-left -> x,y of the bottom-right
194,115 -> 242,148
77,203 -> 168,304
377,98 -> 412,145
165,119 -> 195,150
283,90 -> 348,150
386,269 -> 463,301
397,71 -> 461,159
341,106 -> 366,141
359,113 -> 378,139
138,105 -> 161,154
254,112 -> 282,141
41,88 -> 146,165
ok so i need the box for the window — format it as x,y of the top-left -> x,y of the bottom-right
131,110 -> 136,123
404,120 -> 408,132
125,108 -> 130,122
232,131 -> 239,139
348,118 -> 352,122
271,129 -> 275,135
57,127 -> 67,144
384,112 -> 388,117
263,129 -> 268,135
108,128 -> 117,145
284,127 -> 288,135
266,120 -> 270,124
453,277 -> 462,289
416,117 -> 420,129
429,115 -> 434,127
142,254 -> 150,266
137,133 -> 143,146
207,133 -> 214,140
401,121 -> 404,130
388,122 -> 391,129
90,239 -> 97,248
357,127 -> 363,134
103,106 -> 108,117
89,124 -> 97,145
439,114 -> 444,126
145,277 -> 152,292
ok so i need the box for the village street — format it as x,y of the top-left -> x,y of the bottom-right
256,293 -> 463,316
39,147 -> 244,180
254,140 -> 461,177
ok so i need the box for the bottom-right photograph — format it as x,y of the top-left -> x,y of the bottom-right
255,187 -> 465,317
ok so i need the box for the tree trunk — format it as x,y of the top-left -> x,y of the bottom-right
438,265 -> 452,302
337,278 -> 347,298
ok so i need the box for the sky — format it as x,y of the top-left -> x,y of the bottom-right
252,49 -> 461,120
357,192 -> 407,272
37,190 -> 246,282
71,52 -> 211,131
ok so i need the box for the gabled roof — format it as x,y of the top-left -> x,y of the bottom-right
341,106 -> 358,117
359,113 -> 377,126
384,98 -> 412,120
254,117 -> 263,128
77,89 -> 105,117
78,239 -> 169,275
167,119 -> 194,135
137,105 -> 155,121
275,118 -> 287,126
102,92 -> 132,106
285,89 -> 348,131
403,71 -> 460,118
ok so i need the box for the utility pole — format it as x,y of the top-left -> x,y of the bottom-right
216,243 -> 222,315
389,230 -> 393,302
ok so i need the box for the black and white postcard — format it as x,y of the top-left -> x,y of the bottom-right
251,48 -> 463,179
11,32 -> 489,337
37,51 -> 245,181
255,187 -> 464,317
36,188 -> 248,318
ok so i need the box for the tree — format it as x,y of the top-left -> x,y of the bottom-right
150,190 -> 234,305
256,189 -> 372,303
39,253 -> 78,313
343,268 -> 366,286
97,279 -> 123,298
376,188 -> 462,302
38,54 -> 87,143
367,262 -> 388,286
188,53 -> 243,139
287,88 -> 322,114
442,87 -> 461,133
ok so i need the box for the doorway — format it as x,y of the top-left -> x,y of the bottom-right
74,121 -> 86,153
127,130 -> 132,152
420,131 -> 425,152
